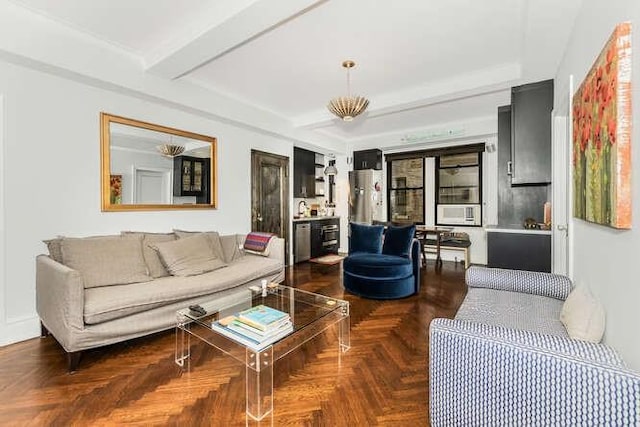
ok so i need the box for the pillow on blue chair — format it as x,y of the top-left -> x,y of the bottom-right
349,223 -> 384,254
382,224 -> 416,257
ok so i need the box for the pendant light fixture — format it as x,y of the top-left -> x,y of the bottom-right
327,60 -> 369,121
324,154 -> 338,176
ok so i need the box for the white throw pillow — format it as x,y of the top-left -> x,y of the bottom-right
560,286 -> 605,343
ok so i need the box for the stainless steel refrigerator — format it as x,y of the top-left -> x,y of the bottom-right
349,170 -> 384,224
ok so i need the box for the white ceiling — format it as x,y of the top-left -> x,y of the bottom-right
8,0 -> 583,148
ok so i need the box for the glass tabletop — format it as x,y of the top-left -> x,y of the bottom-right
176,283 -> 349,362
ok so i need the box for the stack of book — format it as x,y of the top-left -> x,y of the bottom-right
212,305 -> 293,350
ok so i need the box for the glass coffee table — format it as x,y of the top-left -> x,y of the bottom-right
175,283 -> 350,421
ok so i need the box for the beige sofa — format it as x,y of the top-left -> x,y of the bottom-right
36,231 -> 285,371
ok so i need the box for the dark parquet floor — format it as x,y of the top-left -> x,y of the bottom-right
0,261 -> 467,426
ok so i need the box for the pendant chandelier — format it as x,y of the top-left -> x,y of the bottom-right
327,60 -> 369,121
157,144 -> 185,157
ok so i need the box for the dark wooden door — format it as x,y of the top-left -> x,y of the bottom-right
251,150 -> 290,261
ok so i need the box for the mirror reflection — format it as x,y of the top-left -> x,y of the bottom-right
101,113 -> 217,211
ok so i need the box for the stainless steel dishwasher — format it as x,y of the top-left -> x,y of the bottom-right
294,222 -> 311,263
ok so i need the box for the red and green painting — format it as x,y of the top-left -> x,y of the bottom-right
573,22 -> 632,229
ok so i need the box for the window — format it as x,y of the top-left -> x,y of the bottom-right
436,152 -> 482,226
388,158 -> 424,224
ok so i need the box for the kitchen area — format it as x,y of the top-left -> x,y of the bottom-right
291,80 -> 555,271
292,147 -> 341,263
487,79 -> 554,272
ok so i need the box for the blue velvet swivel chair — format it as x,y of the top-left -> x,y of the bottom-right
343,223 -> 421,299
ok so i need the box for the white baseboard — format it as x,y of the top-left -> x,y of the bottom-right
0,315 -> 40,346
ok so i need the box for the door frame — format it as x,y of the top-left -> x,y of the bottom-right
132,166 -> 172,204
251,149 -> 290,263
551,75 -> 574,277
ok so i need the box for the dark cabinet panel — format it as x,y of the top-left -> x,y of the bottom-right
487,232 -> 551,272
510,79 -> 553,185
173,156 -> 207,197
293,147 -> 315,198
497,106 -> 548,225
354,149 -> 382,170
310,221 -> 323,258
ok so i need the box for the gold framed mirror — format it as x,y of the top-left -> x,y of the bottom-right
100,113 -> 217,211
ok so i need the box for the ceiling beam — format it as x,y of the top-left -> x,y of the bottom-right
292,63 -> 522,129
145,0 -> 326,79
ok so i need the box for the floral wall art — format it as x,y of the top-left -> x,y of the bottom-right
110,174 -> 122,205
572,22 -> 632,229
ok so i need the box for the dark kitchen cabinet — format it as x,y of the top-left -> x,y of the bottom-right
487,231 -> 551,272
510,79 -> 554,185
293,147 -> 315,198
310,221 -> 324,259
353,149 -> 382,170
497,105 -> 548,225
173,155 -> 208,198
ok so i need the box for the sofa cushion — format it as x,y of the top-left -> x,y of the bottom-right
43,237 -> 63,263
151,234 -> 227,277
382,224 -> 415,257
349,223 -> 384,254
220,234 -> 245,263
61,235 -> 151,288
83,255 -> 283,324
174,229 -> 226,261
344,253 -> 413,279
122,231 -> 176,278
560,286 -> 605,343
455,288 -> 568,338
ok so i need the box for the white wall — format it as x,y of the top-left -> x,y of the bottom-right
555,0 -> 640,371
0,59 -> 294,345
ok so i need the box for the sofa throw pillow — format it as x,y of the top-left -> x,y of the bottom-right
61,235 -> 151,288
152,233 -> 227,277
243,231 -> 275,257
560,286 -> 605,343
220,234 -> 245,263
174,230 -> 226,261
121,231 -> 176,278
43,237 -> 64,263
349,223 -> 384,254
382,225 -> 416,258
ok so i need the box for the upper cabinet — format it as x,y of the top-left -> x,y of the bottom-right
353,149 -> 382,170
293,147 -> 315,198
314,152 -> 325,197
173,156 -> 206,197
497,105 -> 549,225
510,79 -> 554,185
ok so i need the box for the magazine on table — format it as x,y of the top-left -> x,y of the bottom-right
228,318 -> 292,340
237,305 -> 290,331
212,316 -> 293,350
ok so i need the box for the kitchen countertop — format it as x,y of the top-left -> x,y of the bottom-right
293,216 -> 340,222
485,224 -> 552,235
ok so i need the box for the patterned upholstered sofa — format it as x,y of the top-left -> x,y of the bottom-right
429,266 -> 640,426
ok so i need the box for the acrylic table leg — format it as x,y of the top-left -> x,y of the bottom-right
175,322 -> 191,368
338,303 -> 351,369
339,314 -> 351,354
246,347 -> 273,421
